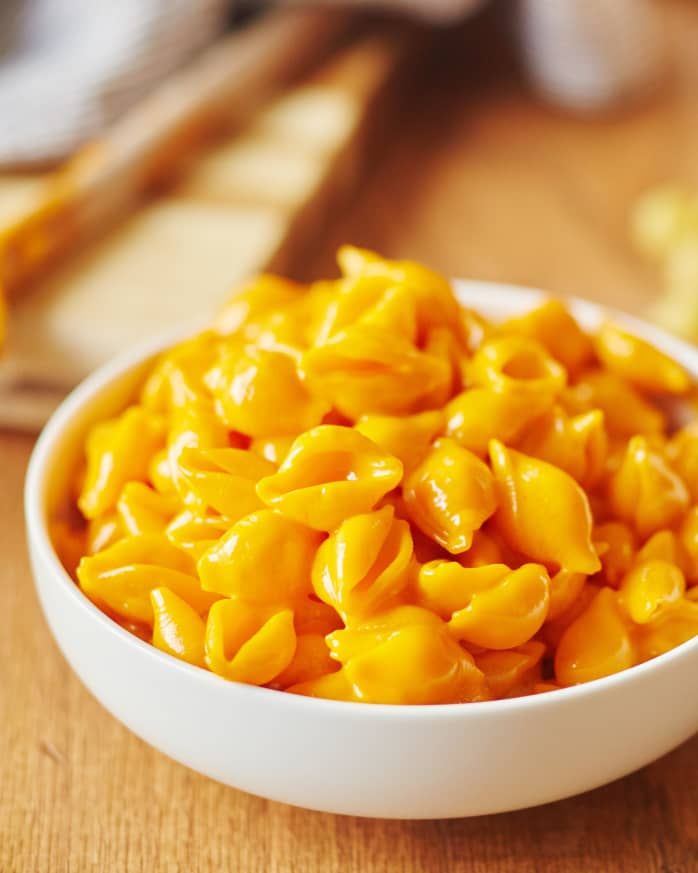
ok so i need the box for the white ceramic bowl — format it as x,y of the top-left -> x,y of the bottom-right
25,281 -> 698,819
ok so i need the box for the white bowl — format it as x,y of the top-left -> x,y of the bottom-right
25,281 -> 698,819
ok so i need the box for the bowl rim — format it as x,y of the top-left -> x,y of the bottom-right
25,278 -> 698,720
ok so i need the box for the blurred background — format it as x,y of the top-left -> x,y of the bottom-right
0,0 -> 697,429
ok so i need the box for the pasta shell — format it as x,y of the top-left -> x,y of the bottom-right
489,440 -> 600,574
256,425 -> 403,531
404,438 -> 497,554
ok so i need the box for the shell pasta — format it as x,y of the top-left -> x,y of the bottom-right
52,247 -> 698,705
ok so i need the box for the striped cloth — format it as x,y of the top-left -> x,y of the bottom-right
0,0 -> 230,166
0,0 -> 491,168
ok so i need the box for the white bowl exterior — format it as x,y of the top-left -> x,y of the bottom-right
26,281 -> 698,819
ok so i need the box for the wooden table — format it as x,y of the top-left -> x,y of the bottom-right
2,2 -> 697,870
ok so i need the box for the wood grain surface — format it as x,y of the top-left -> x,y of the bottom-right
2,2 -> 698,870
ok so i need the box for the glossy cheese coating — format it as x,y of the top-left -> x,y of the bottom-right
54,247 -> 698,704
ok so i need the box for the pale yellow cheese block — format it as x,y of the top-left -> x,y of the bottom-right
179,134 -> 326,209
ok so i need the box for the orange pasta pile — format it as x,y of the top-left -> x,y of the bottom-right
53,247 -> 698,704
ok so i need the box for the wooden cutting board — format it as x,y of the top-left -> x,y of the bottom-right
0,19 -> 410,430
